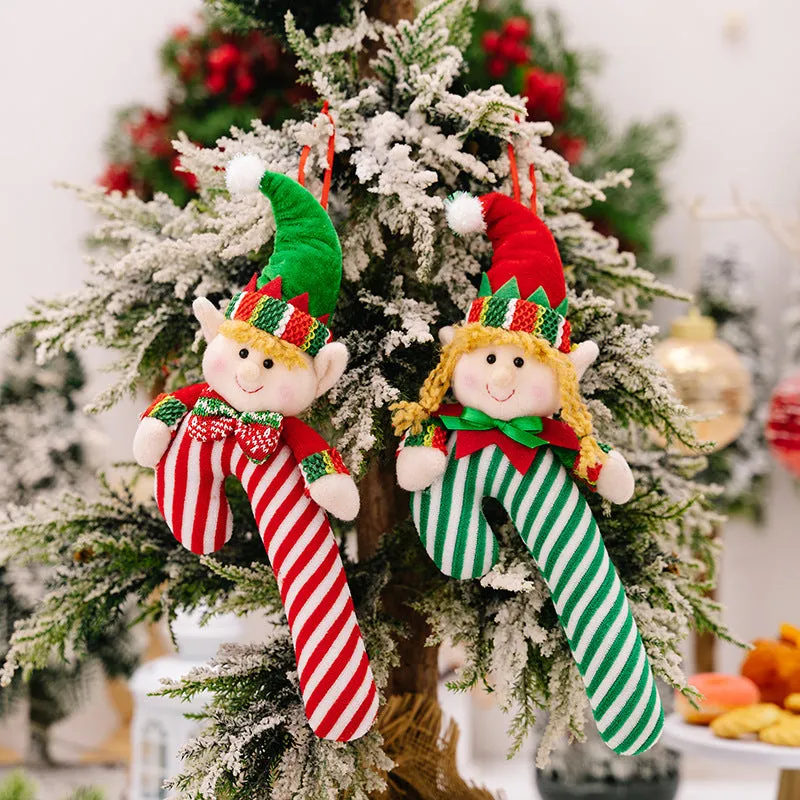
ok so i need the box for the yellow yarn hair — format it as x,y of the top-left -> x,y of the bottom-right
218,320 -> 308,369
390,324 -> 605,480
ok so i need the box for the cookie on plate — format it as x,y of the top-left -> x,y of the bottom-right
710,703 -> 783,739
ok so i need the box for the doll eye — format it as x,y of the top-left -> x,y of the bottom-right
263,358 -> 274,369
486,353 -> 496,364
238,348 -> 249,359
513,357 -> 525,368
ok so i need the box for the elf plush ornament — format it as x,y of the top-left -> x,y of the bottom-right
133,155 -> 378,742
391,191 -> 664,755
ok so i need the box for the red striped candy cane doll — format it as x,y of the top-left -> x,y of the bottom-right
133,158 -> 379,741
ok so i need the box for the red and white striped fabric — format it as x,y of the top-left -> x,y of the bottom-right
155,417 -> 379,741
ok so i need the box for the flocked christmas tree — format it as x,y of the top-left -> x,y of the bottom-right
3,1 -> 727,795
0,335 -> 91,506
101,0 -> 678,281
0,335 -> 136,763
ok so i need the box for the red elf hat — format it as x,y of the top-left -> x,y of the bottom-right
445,191 -> 571,353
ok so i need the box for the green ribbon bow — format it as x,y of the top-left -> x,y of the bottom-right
439,407 -> 548,449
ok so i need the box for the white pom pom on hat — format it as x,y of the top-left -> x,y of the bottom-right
445,191 -> 486,235
225,153 -> 267,195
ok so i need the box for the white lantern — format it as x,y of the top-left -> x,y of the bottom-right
129,609 -> 244,800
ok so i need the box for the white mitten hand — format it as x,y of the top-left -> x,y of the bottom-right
309,473 -> 360,521
133,417 -> 173,468
595,450 -> 635,505
396,447 -> 448,492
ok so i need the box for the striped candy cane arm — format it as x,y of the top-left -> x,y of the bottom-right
155,417 -> 235,555
281,416 -> 352,489
565,441 -> 614,492
238,443 -> 378,742
398,417 -> 449,454
410,441 -> 662,754
411,437 -> 502,579
155,420 -> 378,740
499,447 -> 663,754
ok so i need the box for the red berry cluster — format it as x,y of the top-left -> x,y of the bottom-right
524,67 -> 567,124
481,16 -> 531,79
171,156 -> 198,192
98,163 -> 134,194
128,108 -> 197,191
127,110 -> 172,158
168,25 -> 284,105
205,42 -> 257,102
551,132 -> 585,166
479,15 -> 585,164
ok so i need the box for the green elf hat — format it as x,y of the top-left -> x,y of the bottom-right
224,154 -> 343,356
445,191 -> 572,354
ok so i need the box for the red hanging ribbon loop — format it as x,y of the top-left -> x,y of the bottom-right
297,100 -> 336,210
508,114 -> 539,215
297,147 -> 311,187
507,140 -> 521,205
320,103 -> 336,210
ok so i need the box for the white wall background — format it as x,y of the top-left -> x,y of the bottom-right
0,0 -> 798,758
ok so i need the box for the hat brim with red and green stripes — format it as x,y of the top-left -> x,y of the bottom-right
224,156 -> 343,356
465,274 -> 572,353
225,276 -> 333,357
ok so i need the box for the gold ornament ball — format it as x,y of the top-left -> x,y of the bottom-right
653,311 -> 753,453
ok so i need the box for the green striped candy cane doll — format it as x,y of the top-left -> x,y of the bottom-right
391,191 -> 663,755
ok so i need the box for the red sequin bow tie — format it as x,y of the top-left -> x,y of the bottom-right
187,392 -> 284,464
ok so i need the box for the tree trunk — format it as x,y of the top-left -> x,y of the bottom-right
694,522 -> 722,673
357,460 -> 439,700
354,5 -> 481,797
778,769 -> 800,800
358,0 -> 440,706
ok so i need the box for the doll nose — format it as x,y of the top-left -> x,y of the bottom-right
238,362 -> 260,383
492,366 -> 514,388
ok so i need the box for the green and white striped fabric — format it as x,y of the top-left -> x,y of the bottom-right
410,440 -> 663,755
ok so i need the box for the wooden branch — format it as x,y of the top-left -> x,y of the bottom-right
357,458 -> 439,701
354,2 -> 438,709
686,193 -> 800,262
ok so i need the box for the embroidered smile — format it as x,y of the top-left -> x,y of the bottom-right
236,377 -> 263,394
486,384 -> 515,403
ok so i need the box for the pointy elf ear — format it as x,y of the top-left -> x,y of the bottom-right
313,342 -> 348,398
193,298 -> 225,343
568,340 -> 600,381
438,326 -> 455,346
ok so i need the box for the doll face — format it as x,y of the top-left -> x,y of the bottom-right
202,334 -> 318,416
451,344 -> 561,420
